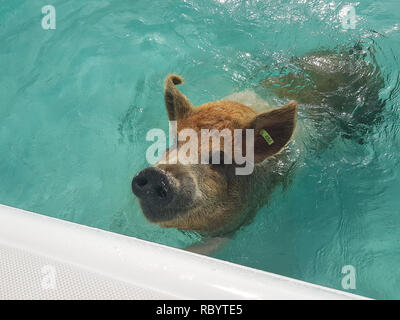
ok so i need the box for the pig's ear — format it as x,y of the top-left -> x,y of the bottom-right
247,100 -> 298,163
164,74 -> 195,121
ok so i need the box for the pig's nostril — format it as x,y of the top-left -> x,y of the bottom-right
136,177 -> 148,187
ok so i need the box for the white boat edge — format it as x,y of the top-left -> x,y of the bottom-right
0,203 -> 369,300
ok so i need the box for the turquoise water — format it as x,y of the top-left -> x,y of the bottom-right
1,0 -> 400,299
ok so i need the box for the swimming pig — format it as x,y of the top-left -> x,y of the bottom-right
132,74 -> 298,237
131,46 -> 384,245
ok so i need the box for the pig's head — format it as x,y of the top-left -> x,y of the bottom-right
132,74 -> 298,236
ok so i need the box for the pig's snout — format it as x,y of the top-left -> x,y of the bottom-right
132,167 -> 174,207
132,165 -> 199,223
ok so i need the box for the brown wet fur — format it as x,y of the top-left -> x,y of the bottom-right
179,101 -> 257,132
156,98 -> 253,235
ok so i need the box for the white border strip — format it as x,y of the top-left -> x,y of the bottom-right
0,204 -> 368,299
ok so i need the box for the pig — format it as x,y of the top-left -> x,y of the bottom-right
132,75 -> 298,237
131,45 -> 384,251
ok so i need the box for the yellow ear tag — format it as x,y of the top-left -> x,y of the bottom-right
260,129 -> 274,145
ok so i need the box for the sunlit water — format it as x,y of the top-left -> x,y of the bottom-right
1,0 -> 400,299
